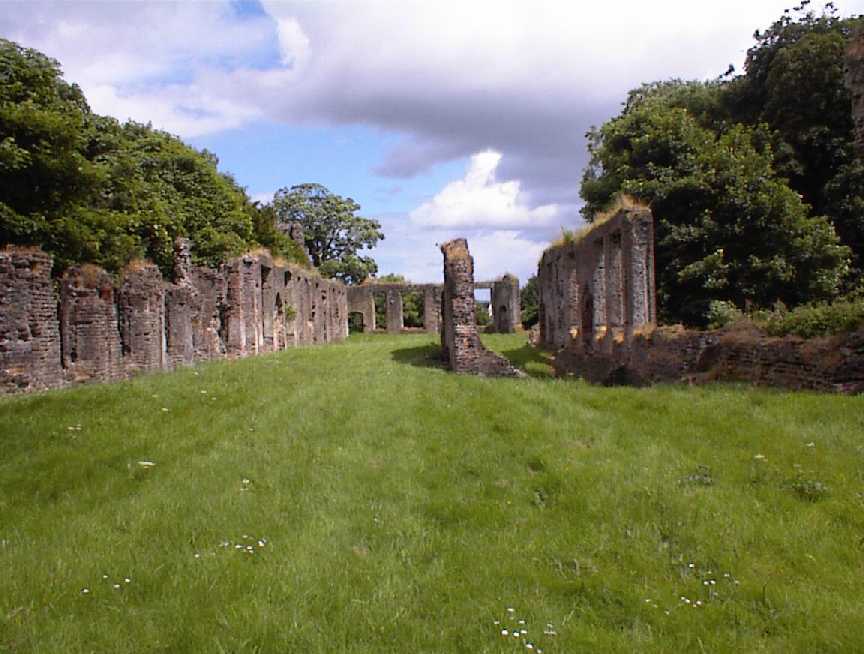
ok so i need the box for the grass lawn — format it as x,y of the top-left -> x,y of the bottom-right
1,332 -> 862,653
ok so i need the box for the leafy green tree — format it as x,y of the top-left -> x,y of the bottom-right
579,3 -> 861,324
582,98 -> 849,324
272,183 -> 383,284
1,37 -> 302,275
520,275 -> 539,328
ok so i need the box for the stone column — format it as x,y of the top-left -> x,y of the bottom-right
0,247 -> 63,392
423,287 -> 441,333
385,288 -> 403,333
491,275 -> 520,333
439,239 -> 521,377
119,262 -> 167,372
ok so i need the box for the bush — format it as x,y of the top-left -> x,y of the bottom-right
706,300 -> 744,329
759,300 -> 864,338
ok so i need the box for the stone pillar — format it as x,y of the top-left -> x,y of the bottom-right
439,239 -> 521,377
622,208 -> 655,341
60,265 -> 124,382
119,262 -> 167,373
363,292 -> 376,333
0,247 -> 63,392
604,233 -> 624,330
591,239 -> 607,331
223,260 -> 247,356
423,287 -> 441,333
491,275 -> 520,333
385,288 -> 403,334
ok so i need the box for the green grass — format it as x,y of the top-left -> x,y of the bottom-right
1,333 -> 863,653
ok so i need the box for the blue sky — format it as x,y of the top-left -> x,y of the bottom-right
3,0 -> 863,282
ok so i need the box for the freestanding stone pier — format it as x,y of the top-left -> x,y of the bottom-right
439,239 -> 521,377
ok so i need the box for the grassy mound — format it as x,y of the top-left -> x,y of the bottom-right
1,334 -> 861,652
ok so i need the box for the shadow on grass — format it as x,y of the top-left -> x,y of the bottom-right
499,344 -> 554,379
391,341 -> 554,378
390,344 -> 446,369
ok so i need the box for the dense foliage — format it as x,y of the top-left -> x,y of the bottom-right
580,3 -> 862,325
272,183 -> 383,284
520,275 -> 539,328
0,38 -> 307,274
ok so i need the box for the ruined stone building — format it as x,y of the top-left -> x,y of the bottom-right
0,240 -> 347,393
346,276 -> 520,335
537,206 -> 655,350
439,239 -> 521,377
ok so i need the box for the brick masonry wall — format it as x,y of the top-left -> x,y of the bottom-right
554,325 -> 864,394
0,247 -> 62,392
0,244 -> 349,394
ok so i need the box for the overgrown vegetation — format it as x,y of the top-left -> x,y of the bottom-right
1,333 -> 862,652
581,3 -> 863,326
0,39 -> 308,275
709,296 -> 864,338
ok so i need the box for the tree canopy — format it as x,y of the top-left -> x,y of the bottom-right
0,38 -> 307,274
272,183 -> 383,284
580,2 -> 862,325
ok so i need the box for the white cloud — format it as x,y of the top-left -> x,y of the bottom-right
409,150 -> 558,229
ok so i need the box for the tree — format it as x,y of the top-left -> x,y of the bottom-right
578,3 -> 862,324
520,275 -> 539,328
582,96 -> 849,324
272,183 -> 383,284
0,37 -> 297,274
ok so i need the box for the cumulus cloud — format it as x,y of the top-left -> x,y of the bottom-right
0,1 -> 277,134
409,151 -> 558,230
4,0 -> 858,280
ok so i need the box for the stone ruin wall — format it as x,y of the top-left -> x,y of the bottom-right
346,276 -> 520,336
491,275 -> 520,334
348,284 -> 442,334
554,325 -> 864,394
0,242 -> 348,394
539,206 -> 864,394
537,207 -> 655,351
439,239 -> 521,377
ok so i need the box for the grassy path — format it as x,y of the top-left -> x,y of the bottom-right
1,333 -> 862,652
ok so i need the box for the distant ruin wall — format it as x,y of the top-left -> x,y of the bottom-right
538,207 -> 654,350
491,275 -> 520,333
554,325 -> 864,394
439,239 -> 521,377
0,244 -> 348,394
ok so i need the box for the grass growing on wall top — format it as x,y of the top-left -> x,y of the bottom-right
1,333 -> 862,653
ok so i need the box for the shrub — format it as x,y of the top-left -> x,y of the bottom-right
706,300 -> 744,330
759,299 -> 864,338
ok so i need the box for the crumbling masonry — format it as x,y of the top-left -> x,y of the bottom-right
439,239 -> 521,377
0,241 -> 347,394
346,277 -> 520,335
538,206 -> 655,350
